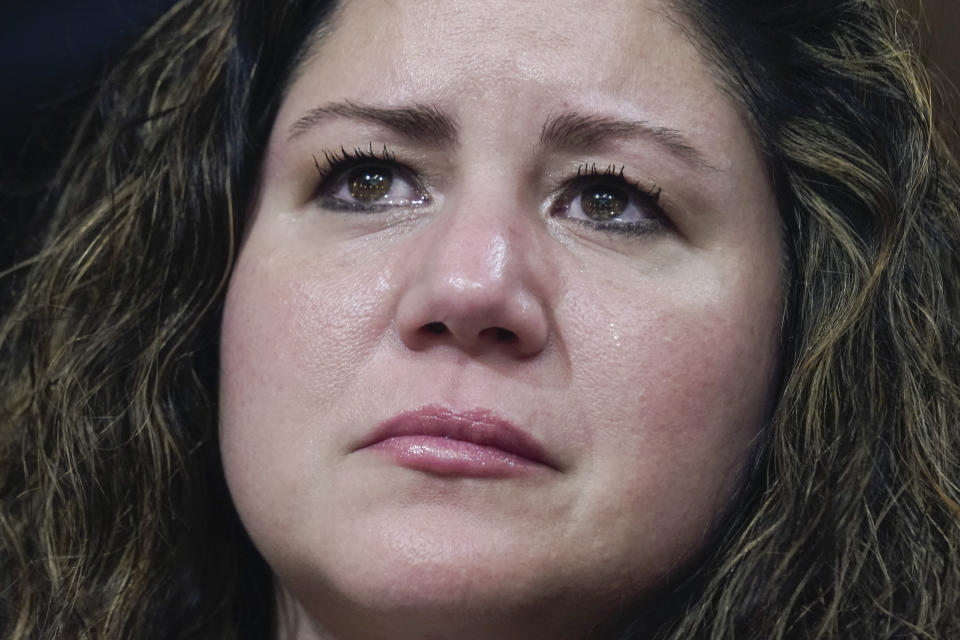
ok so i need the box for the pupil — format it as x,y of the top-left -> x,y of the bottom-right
581,185 -> 627,221
348,166 -> 392,201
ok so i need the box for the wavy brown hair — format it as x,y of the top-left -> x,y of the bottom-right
606,2 -> 960,638
1,0 -> 958,638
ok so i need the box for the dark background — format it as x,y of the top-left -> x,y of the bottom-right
0,0 -> 177,271
1,0 -> 957,275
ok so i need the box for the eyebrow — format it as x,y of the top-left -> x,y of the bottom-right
288,101 -> 716,172
287,101 -> 457,146
539,112 -> 718,172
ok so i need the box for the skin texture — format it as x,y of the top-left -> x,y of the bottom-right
219,0 -> 784,638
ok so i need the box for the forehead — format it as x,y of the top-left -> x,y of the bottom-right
318,0 -> 687,84
290,0 -> 732,144
274,0 -> 755,182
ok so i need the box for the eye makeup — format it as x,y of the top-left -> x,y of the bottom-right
313,144 -> 430,212
310,145 -> 670,237
547,163 -> 667,236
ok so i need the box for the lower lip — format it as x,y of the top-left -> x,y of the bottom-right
366,435 -> 545,477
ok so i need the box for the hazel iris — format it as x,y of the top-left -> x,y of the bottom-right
348,166 -> 392,202
581,185 -> 628,221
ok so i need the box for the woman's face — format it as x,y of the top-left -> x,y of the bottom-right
220,0 -> 782,637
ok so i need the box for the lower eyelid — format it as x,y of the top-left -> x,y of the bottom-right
572,218 -> 665,236
317,193 -> 429,212
547,190 -> 669,238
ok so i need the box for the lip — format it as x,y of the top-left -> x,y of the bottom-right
354,405 -> 557,477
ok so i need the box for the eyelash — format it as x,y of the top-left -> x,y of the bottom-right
310,143 -> 432,217
312,146 -> 667,235
552,163 -> 665,236
313,143 -> 402,182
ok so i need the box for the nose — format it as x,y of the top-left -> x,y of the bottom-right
394,202 -> 551,359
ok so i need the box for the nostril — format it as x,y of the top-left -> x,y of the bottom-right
423,322 -> 447,335
487,327 -> 519,343
416,323 -> 519,345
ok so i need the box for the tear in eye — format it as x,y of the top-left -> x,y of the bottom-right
314,148 -> 429,212
548,165 -> 667,237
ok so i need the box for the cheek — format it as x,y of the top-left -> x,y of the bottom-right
559,262 -> 780,532
218,244 -> 397,512
567,272 -> 778,427
221,245 -> 394,410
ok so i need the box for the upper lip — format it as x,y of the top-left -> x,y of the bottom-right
355,405 -> 558,469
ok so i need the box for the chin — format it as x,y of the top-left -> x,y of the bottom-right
268,512 -> 632,640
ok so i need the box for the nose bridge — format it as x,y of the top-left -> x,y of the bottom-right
423,122 -> 536,285
431,203 -> 513,295
394,190 -> 550,357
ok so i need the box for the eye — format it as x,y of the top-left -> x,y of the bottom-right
348,166 -> 393,202
551,165 -> 665,235
314,146 -> 429,212
325,163 -> 423,208
580,184 -> 629,221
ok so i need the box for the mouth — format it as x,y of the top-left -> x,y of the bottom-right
354,405 -> 557,477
